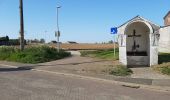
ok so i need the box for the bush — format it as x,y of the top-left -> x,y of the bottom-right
109,65 -> 133,76
0,46 -> 71,64
0,36 -> 9,41
8,39 -> 20,45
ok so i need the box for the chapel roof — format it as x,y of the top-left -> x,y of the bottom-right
118,15 -> 160,31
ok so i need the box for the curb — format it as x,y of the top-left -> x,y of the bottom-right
1,64 -> 170,93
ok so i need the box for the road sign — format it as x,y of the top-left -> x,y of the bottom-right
111,27 -> 117,34
55,31 -> 60,37
110,27 -> 117,58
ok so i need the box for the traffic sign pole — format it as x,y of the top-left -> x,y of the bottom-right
110,27 -> 117,58
114,35 -> 116,58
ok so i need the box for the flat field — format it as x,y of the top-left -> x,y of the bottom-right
51,43 -> 118,50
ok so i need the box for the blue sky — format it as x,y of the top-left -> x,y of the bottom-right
0,0 -> 169,43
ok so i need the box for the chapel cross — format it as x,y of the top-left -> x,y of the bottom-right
128,30 -> 141,55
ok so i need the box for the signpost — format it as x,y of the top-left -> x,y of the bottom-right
111,27 -> 117,58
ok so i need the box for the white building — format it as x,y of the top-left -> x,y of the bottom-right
159,11 -> 170,53
117,11 -> 170,66
118,16 -> 160,66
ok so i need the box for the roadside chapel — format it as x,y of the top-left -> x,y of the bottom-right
117,16 -> 160,66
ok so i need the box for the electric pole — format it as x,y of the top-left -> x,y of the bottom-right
19,0 -> 25,51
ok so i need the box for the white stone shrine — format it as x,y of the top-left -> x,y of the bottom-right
118,16 -> 160,66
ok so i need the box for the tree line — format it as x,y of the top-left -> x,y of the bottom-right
0,36 -> 46,46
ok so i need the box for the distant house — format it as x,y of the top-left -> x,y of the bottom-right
67,41 -> 78,44
159,11 -> 170,52
50,41 -> 62,44
164,11 -> 170,26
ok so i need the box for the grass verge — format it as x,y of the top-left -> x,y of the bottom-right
153,53 -> 170,75
80,48 -> 119,60
154,62 -> 170,75
0,46 -> 71,64
109,65 -> 133,76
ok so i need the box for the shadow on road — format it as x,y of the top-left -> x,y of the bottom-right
128,65 -> 149,68
0,66 -> 33,72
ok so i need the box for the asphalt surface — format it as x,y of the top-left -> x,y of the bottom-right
0,65 -> 170,100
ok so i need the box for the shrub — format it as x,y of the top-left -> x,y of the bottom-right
0,46 -> 71,64
109,65 -> 133,76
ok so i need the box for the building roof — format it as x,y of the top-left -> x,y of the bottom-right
164,11 -> 170,19
118,15 -> 140,28
67,41 -> 78,44
118,15 -> 160,32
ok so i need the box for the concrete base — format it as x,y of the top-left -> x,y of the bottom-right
127,56 -> 149,66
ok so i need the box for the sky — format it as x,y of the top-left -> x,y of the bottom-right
0,0 -> 170,43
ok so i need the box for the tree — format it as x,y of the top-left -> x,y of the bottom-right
40,38 -> 45,43
34,39 -> 39,43
108,40 -> 113,44
6,36 -> 9,41
0,36 -> 9,42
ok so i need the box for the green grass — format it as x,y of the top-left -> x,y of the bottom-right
160,66 -> 170,75
109,65 -> 133,76
154,62 -> 170,75
0,46 -> 71,64
155,53 -> 170,75
80,48 -> 119,60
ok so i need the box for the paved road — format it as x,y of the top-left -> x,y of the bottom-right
0,66 -> 170,100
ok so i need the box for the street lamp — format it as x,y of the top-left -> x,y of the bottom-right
56,6 -> 61,52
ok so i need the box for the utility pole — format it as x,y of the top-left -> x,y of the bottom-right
19,0 -> 25,51
56,6 -> 61,52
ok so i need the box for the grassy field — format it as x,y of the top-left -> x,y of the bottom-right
0,46 -> 71,64
80,48 -> 119,60
50,43 -> 118,50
